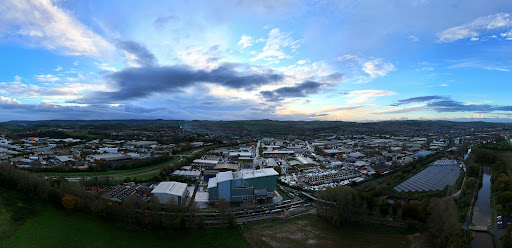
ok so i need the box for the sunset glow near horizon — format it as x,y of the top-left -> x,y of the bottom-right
1,0 -> 512,122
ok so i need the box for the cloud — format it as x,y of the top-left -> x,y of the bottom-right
438,13 -> 512,42
447,60 -> 509,72
297,59 -> 309,65
484,67 -> 510,72
251,28 -> 303,63
73,64 -> 284,104
55,66 -> 62,71
116,40 -> 158,67
0,96 -> 22,104
96,63 -> 118,72
362,59 -> 396,78
238,34 -> 255,49
346,90 -> 395,104
260,81 -> 322,101
35,74 -> 60,82
178,46 -> 222,71
0,0 -> 112,56
388,95 -> 512,113
408,35 -> 419,42
374,105 -> 427,114
0,100 -> 176,121
153,15 -> 177,29
337,55 -> 395,81
392,95 -> 449,106
500,30 -> 512,40
474,113 -> 485,118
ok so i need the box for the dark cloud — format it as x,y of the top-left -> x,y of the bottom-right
260,81 -> 322,102
0,102 -> 172,121
73,64 -> 284,104
116,40 -> 158,67
388,95 -> 512,113
153,15 -> 178,29
198,100 -> 250,106
392,95 -> 448,106
427,100 -> 512,113
322,72 -> 343,83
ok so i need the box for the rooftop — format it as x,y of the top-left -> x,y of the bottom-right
214,163 -> 240,171
151,181 -> 187,196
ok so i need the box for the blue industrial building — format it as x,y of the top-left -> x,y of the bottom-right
208,168 -> 278,203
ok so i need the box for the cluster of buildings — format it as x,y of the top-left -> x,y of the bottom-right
0,136 -> 180,169
252,136 -> 456,191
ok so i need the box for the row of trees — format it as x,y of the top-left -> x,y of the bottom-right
318,186 -> 466,247
0,162 -> 198,230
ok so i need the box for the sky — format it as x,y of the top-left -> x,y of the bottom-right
1,0 -> 512,122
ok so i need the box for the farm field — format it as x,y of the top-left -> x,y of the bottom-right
244,214 -> 412,248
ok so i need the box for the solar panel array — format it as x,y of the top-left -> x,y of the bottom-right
394,165 -> 461,192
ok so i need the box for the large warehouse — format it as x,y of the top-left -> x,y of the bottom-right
208,168 -> 279,203
151,181 -> 188,205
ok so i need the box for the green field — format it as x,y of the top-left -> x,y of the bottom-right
0,190 -> 38,241
0,190 -> 250,248
244,214 -> 412,248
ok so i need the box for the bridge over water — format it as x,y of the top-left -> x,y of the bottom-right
467,226 -> 489,232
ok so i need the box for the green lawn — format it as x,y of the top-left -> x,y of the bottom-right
0,203 -> 250,248
0,190 -> 38,241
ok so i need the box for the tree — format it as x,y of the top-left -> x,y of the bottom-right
319,186 -> 366,225
273,166 -> 282,175
494,173 -> 511,193
466,163 -> 480,178
427,197 -> 462,247
217,198 -> 235,227
472,148 -> 496,164
62,194 -> 77,214
463,177 -> 477,191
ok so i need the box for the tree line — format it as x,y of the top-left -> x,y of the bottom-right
0,162 -> 199,230
318,186 -> 467,247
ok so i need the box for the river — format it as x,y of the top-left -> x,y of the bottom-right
471,166 -> 493,248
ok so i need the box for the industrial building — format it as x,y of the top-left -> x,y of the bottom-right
214,163 -> 240,172
262,150 -> 294,157
124,141 -> 158,147
192,158 -> 220,170
171,170 -> 201,179
151,181 -> 188,205
208,168 -> 278,203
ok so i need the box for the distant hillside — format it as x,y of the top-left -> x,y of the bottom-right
1,119 -> 510,137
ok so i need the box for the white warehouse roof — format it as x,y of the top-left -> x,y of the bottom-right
193,159 -> 219,164
151,181 -> 187,196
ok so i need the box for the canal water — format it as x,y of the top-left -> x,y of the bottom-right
471,166 -> 493,248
